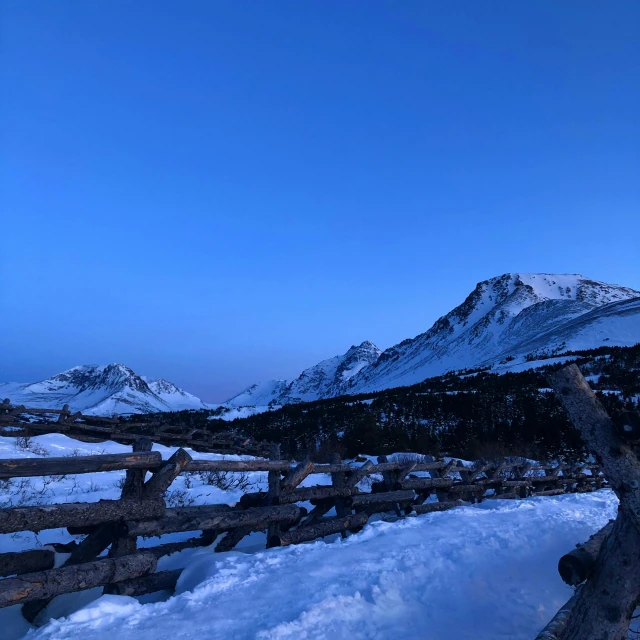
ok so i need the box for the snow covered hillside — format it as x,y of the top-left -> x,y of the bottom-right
0,434 -> 617,640
228,273 -> 640,407
0,364 -> 208,415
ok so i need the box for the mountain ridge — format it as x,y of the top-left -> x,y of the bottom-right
3,272 -> 638,416
225,273 -> 640,406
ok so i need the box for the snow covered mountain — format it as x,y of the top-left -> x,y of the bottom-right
346,273 -> 640,393
0,364 -> 208,415
225,341 -> 382,407
227,273 -> 640,406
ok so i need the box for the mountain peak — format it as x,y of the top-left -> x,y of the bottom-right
3,364 -> 207,415
224,340 -> 382,406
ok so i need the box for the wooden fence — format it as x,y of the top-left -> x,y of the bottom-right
0,399 -> 271,457
0,423 -> 607,624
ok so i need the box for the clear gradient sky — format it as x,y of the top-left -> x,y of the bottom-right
2,1 -> 639,401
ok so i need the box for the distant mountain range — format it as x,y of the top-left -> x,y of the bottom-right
2,273 -> 639,417
0,364 -> 208,415
225,273 -> 640,407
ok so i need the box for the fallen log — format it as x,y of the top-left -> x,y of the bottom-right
123,504 -> 304,537
558,521 -> 614,586
0,552 -> 157,608
0,451 -> 162,479
0,498 -> 165,534
269,512 -> 369,547
104,568 -> 182,596
0,548 -> 55,578
349,490 -> 414,508
412,500 -> 464,515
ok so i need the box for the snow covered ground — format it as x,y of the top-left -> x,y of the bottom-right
0,435 -> 618,640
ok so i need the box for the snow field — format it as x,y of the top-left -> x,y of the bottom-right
24,491 -> 616,640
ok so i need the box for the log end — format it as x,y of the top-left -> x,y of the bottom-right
558,553 -> 587,586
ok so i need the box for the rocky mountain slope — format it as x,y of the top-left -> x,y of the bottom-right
227,273 -> 640,406
226,341 -> 382,407
1,364 -> 207,415
347,273 -> 640,393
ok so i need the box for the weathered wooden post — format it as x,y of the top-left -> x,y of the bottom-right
110,438 -> 153,557
22,447 -> 191,622
330,453 -> 350,537
544,364 -> 640,640
266,443 -> 282,544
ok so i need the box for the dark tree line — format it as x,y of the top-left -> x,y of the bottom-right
125,344 -> 640,462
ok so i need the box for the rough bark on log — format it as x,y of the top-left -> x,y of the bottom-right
549,364 -> 640,640
183,459 -> 290,473
0,451 -> 162,479
0,498 -> 165,534
558,521 -> 614,586
1,552 -> 157,608
550,365 -> 640,523
412,500 -> 464,515
0,548 -> 55,578
142,448 -> 192,497
279,485 -> 353,504
270,512 -> 369,547
119,439 -> 153,498
534,590 -> 580,640
281,459 -> 314,492
349,490 -> 414,508
299,502 -> 334,528
104,568 -> 182,597
345,460 -> 374,488
395,461 -> 417,483
123,504 -> 304,537
448,484 -> 486,495
145,534 -> 216,559
395,477 -> 453,491
215,528 -> 251,552
242,486 -> 352,507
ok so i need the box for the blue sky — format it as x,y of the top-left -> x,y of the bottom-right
2,1 -> 639,401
